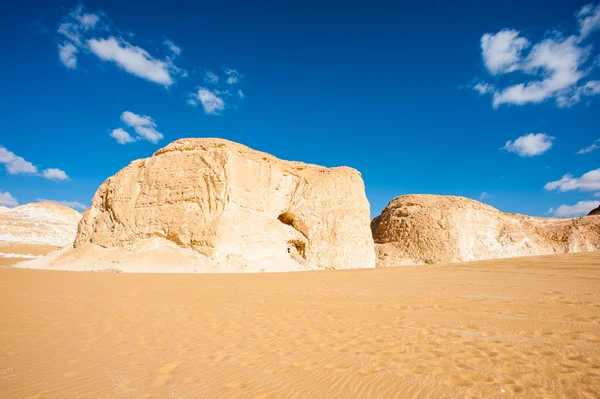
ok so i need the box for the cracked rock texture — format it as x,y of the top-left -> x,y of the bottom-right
372,195 -> 600,266
28,138 -> 375,272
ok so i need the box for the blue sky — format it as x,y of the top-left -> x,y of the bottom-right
1,0 -> 599,217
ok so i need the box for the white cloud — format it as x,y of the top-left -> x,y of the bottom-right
479,192 -> 490,201
473,82 -> 494,94
57,5 -> 101,46
545,168 -> 600,192
237,89 -> 245,98
42,168 -> 69,181
503,133 -> 554,157
577,138 -> 600,154
493,36 -> 589,107
58,42 -> 78,69
224,68 -> 241,84
0,191 -> 18,207
204,70 -> 219,84
163,39 -> 181,56
578,3 -> 600,39
550,200 -> 600,217
119,111 -> 164,143
481,29 -> 530,75
37,199 -> 87,211
88,37 -> 177,86
0,146 -> 38,175
110,128 -> 136,144
190,88 -> 225,115
475,4 -> 600,108
557,80 -> 600,107
595,192 -> 600,197
77,13 -> 99,31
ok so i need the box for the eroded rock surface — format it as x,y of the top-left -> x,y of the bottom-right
28,138 -> 375,272
372,195 -> 600,266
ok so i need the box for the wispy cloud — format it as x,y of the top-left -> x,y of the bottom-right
479,192 -> 491,201
58,42 -> 78,69
88,37 -> 178,86
56,5 -> 184,86
41,168 -> 69,181
204,70 -> 219,84
577,138 -> 600,154
0,146 -> 38,175
224,68 -> 242,84
473,3 -> 600,108
0,191 -> 18,207
502,133 -> 554,157
545,168 -> 600,192
110,128 -> 136,145
163,38 -> 181,57
549,200 -> 600,217
109,111 -> 164,144
578,3 -> 600,39
0,146 -> 68,180
189,88 -> 225,115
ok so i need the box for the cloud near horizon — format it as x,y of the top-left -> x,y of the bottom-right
0,146 -> 68,180
0,191 -> 18,207
502,133 -> 554,157
549,200 -> 600,217
473,3 -> 600,108
545,168 -> 600,192
109,111 -> 164,144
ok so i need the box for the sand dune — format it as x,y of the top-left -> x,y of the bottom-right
1,252 -> 599,398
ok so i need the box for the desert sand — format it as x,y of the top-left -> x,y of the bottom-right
0,243 -> 59,267
1,252 -> 599,399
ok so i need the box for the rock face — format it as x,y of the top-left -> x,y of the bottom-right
589,205 -> 600,216
31,138 -> 375,272
0,202 -> 81,246
372,195 -> 600,266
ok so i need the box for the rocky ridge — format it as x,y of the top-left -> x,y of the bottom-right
372,194 -> 600,266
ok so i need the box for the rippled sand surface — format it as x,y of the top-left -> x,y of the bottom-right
1,252 -> 599,398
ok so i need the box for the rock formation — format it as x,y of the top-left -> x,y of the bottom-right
589,205 -> 600,216
0,202 -> 81,246
372,194 -> 600,266
24,138 -> 375,272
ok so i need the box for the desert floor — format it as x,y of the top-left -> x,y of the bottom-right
1,252 -> 599,399
0,242 -> 59,267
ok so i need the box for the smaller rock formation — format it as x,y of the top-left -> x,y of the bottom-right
0,202 -> 81,246
588,205 -> 600,216
372,195 -> 600,266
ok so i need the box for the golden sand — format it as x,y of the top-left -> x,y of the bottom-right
1,252 -> 599,398
0,242 -> 59,267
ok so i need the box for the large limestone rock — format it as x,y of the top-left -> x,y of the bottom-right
0,202 -> 81,246
372,194 -> 600,266
27,138 -> 375,272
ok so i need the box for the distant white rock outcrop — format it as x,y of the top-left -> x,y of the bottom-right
0,202 -> 81,246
